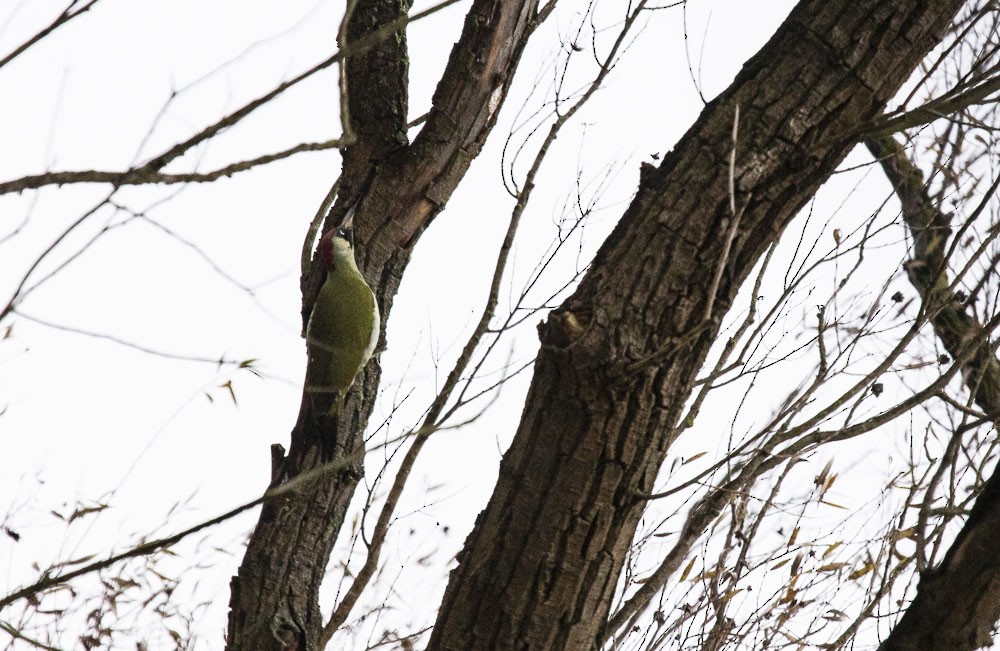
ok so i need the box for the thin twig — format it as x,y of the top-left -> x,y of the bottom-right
703,104 -> 746,322
0,0 -> 100,70
0,138 -> 347,195
14,311 -> 245,366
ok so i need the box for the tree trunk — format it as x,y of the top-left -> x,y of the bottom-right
226,2 -> 539,649
427,2 -> 966,649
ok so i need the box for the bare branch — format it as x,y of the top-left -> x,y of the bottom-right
0,0 -> 100,70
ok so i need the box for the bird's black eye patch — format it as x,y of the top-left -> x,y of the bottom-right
336,227 -> 353,241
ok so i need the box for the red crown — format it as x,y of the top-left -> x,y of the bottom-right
318,232 -> 334,269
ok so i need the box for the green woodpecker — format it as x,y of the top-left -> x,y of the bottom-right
304,227 -> 379,415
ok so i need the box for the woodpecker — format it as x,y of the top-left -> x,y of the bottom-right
304,227 -> 379,416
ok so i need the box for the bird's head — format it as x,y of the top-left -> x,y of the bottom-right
318,227 -> 355,271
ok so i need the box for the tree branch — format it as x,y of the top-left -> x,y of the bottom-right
867,134 -> 1000,651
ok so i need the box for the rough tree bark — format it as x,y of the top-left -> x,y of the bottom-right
868,136 -> 1000,651
426,2 -> 966,650
226,1 -> 540,649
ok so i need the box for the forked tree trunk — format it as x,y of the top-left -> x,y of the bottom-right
226,1 -> 539,649
427,2 -> 965,649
